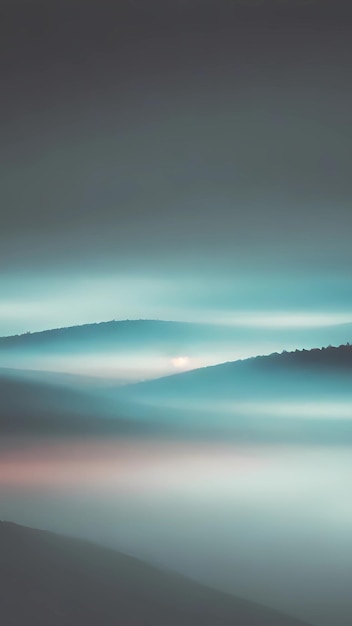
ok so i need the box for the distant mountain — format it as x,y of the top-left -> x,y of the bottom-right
1,319 -> 352,352
110,344 -> 352,443
0,320 -> 218,353
119,343 -> 352,401
0,369 -> 151,437
0,521 -> 311,626
0,319 -> 351,379
118,344 -> 352,395
0,319 -> 270,380
1,345 -> 351,443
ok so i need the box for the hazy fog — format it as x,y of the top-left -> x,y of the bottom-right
1,435 -> 352,626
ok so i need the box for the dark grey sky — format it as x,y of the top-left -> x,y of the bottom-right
1,0 -> 352,333
1,0 -> 351,269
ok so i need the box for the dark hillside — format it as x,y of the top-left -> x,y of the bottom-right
0,521 -> 311,626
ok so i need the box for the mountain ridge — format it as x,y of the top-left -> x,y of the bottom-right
1,344 -> 352,442
117,342 -> 352,392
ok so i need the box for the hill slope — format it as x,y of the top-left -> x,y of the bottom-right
0,369 -> 151,437
0,318 -> 351,367
1,345 -> 352,442
118,343 -> 352,401
0,521 -> 311,626
0,320 -> 216,352
109,344 -> 352,443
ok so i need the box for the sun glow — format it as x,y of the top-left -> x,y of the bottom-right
171,356 -> 190,369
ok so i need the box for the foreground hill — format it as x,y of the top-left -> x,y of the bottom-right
0,521 -> 311,626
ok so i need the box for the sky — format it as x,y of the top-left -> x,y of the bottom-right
1,0 -> 352,336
